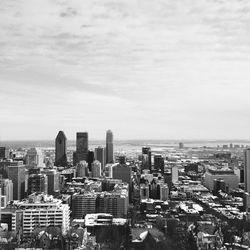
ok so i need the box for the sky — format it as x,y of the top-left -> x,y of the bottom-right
0,0 -> 250,140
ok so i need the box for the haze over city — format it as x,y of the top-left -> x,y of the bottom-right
0,0 -> 250,140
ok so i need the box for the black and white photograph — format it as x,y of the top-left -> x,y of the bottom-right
0,0 -> 250,249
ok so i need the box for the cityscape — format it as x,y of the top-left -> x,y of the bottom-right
1,0 -> 250,249
0,133 -> 249,249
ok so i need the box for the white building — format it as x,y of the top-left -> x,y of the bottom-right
16,194 -> 70,237
204,166 -> 239,192
26,148 -> 44,169
172,166 -> 179,183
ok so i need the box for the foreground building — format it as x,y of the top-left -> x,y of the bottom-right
16,193 -> 70,238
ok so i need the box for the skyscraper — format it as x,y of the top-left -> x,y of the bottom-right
0,147 -> 8,159
106,130 -> 114,164
55,130 -> 67,167
95,147 -> 106,169
26,148 -> 44,169
142,147 -> 152,171
244,148 -> 250,193
76,132 -> 88,163
91,160 -> 102,178
28,174 -> 48,195
154,154 -> 165,173
7,164 -> 26,200
76,160 -> 88,177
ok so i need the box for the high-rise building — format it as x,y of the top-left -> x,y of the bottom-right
41,169 -> 59,195
113,164 -> 131,185
154,154 -> 165,173
55,130 -> 67,167
172,166 -> 179,183
76,160 -> 88,177
245,148 -> 250,193
87,150 -> 95,171
17,194 -> 70,238
7,164 -> 26,200
72,192 -> 97,219
142,147 -> 152,171
159,183 -> 169,201
179,142 -> 184,149
76,132 -> 88,163
26,148 -> 44,169
106,130 -> 114,164
0,178 -> 13,203
28,174 -> 48,195
95,147 -> 106,169
96,186 -> 128,218
91,160 -> 102,178
0,147 -> 8,159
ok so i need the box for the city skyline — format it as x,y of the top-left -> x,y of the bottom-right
1,0 -> 250,140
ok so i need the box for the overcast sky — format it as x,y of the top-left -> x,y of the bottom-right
0,0 -> 250,140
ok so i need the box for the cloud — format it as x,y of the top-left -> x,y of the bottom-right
0,0 -> 250,139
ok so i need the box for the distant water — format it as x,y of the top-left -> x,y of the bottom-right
0,140 -> 250,150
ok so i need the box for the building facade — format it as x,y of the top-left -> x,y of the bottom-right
106,130 -> 114,164
55,130 -> 67,167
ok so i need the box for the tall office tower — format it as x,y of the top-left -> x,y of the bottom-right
17,194 -> 70,238
172,166 -> 179,183
26,148 -> 44,169
91,160 -> 102,177
244,148 -> 250,193
55,130 -> 67,167
154,154 -> 165,173
87,150 -> 95,171
159,183 -> 169,201
0,178 -> 13,203
72,192 -> 97,219
106,130 -> 114,164
95,147 -> 106,169
142,147 -> 152,171
28,174 -> 48,195
113,164 -> 131,185
41,169 -> 59,195
8,165 -> 26,200
76,132 -> 88,164
0,147 -> 8,159
76,160 -> 88,177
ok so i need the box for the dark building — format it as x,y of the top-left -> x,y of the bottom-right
76,132 -> 88,164
106,130 -> 114,164
154,154 -> 164,173
28,174 -> 48,195
87,150 -> 95,171
95,147 -> 106,170
184,163 -> 199,173
7,164 -> 26,200
142,147 -> 152,171
0,147 -> 7,159
118,155 -> 126,165
213,179 -> 226,195
55,131 -> 67,167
